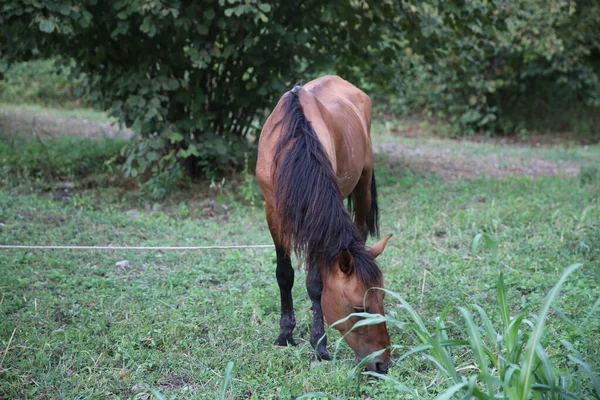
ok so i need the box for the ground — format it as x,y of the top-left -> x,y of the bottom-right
0,106 -> 599,399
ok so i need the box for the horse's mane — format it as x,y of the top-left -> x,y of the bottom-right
273,86 -> 382,287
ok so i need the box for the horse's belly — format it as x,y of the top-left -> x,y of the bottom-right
337,170 -> 362,198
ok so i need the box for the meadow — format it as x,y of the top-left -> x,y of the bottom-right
1,108 -> 599,399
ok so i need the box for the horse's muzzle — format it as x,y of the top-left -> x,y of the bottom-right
366,356 -> 392,374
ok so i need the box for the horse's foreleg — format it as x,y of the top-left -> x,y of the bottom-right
306,265 -> 331,361
266,204 -> 297,346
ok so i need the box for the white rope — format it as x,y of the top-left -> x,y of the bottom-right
0,244 -> 273,251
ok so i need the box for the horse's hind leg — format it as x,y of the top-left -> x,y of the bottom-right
266,204 -> 297,346
350,168 -> 373,241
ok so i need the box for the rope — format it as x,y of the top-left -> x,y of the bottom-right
0,244 -> 273,251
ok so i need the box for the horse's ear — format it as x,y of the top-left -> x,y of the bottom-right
368,234 -> 393,259
338,249 -> 354,275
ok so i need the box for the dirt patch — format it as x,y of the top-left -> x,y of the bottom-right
375,142 -> 581,181
158,374 -> 197,391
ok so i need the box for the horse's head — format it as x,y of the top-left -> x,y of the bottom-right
321,234 -> 392,374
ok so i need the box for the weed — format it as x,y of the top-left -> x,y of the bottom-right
342,265 -> 598,399
0,134 -> 127,183
238,153 -> 262,208
579,165 -> 599,186
0,58 -> 84,108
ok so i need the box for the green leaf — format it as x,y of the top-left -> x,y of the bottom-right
435,382 -> 468,400
362,372 -> 417,396
497,272 -> 510,333
219,361 -> 235,400
257,3 -> 271,13
39,19 -> 55,33
296,393 -> 329,399
144,107 -> 158,121
458,307 -> 492,394
472,233 -> 498,264
150,389 -> 167,400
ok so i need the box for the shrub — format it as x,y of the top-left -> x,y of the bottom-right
384,0 -> 600,138
0,58 -> 83,107
0,0 -> 402,181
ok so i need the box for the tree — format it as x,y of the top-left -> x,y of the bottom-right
390,0 -> 600,135
0,0 -> 401,192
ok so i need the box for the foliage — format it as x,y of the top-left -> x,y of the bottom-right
345,265 -> 599,399
0,134 -> 126,182
0,0 -> 401,181
238,152 -> 262,207
387,0 -> 600,137
0,58 -> 83,107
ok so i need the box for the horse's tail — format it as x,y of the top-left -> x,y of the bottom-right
273,86 -> 355,266
366,169 -> 380,237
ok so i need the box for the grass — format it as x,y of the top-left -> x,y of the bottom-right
0,115 -> 599,398
0,102 -> 132,140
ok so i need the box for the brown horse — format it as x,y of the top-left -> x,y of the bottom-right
256,75 -> 392,373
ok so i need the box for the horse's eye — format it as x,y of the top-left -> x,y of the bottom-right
353,307 -> 366,313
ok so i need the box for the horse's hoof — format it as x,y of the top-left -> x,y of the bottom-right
274,337 -> 297,347
311,348 -> 331,362
318,349 -> 332,361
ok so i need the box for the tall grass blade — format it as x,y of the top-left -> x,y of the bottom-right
530,385 -> 582,400
396,343 -> 434,362
518,263 -> 582,400
497,272 -> 510,332
503,364 -> 521,396
435,382 -> 468,400
219,361 -> 235,400
466,374 -> 494,399
554,305 -> 600,368
150,389 -> 168,400
380,288 -> 428,332
583,297 -> 600,326
472,233 -> 498,264
566,354 -> 600,397
458,307 -> 493,395
296,393 -> 329,399
362,371 -> 417,396
329,311 -> 389,363
506,311 -> 528,363
472,233 -> 483,258
534,343 -> 556,391
474,304 -> 497,354
345,348 -> 387,385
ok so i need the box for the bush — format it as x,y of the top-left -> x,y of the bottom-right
0,58 -> 83,107
383,0 -> 600,139
0,1 -> 401,182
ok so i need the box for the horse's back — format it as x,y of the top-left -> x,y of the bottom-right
303,76 -> 373,195
304,75 -> 371,135
256,75 -> 373,202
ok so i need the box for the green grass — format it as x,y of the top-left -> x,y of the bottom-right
0,134 -> 128,183
1,125 -> 599,398
0,102 -> 114,122
0,59 -> 80,108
